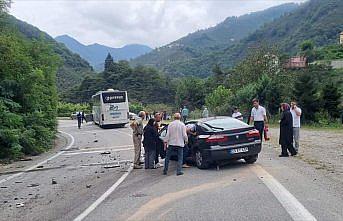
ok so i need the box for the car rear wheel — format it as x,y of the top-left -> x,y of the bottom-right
244,154 -> 258,164
195,150 -> 210,169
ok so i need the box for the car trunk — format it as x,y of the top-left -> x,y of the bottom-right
206,126 -> 259,146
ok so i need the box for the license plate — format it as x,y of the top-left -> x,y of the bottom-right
230,147 -> 249,154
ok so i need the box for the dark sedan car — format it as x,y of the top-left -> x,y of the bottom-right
159,117 -> 262,169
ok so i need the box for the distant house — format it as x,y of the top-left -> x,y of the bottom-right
284,56 -> 307,69
340,32 -> 343,44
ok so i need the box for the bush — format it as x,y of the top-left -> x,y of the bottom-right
205,85 -> 233,116
0,22 -> 59,159
129,102 -> 144,114
57,102 -> 91,117
189,109 -> 203,120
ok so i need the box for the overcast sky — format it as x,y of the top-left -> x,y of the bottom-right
10,0 -> 305,48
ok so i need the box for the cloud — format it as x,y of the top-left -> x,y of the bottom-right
10,0 -> 306,48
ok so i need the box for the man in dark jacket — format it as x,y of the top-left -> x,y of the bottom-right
279,103 -> 297,157
77,112 -> 82,129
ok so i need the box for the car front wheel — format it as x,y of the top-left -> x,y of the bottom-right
195,149 -> 210,169
244,154 -> 258,164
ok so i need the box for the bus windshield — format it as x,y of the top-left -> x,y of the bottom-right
102,92 -> 126,103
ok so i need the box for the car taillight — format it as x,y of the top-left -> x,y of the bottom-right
206,135 -> 228,143
246,129 -> 260,138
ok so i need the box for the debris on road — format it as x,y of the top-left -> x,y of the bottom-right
1,186 -> 8,189
37,165 -> 44,168
100,151 -> 111,155
16,203 -> 25,208
86,184 -> 92,188
104,165 -> 119,169
20,158 -> 32,161
94,140 -> 98,143
27,184 -> 40,188
131,193 -> 147,198
51,178 -> 57,185
14,181 -> 22,184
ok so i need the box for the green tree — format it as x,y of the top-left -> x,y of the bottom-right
0,18 -> 59,159
300,40 -> 315,63
176,77 -> 206,110
322,82 -> 341,119
205,85 -> 232,115
293,71 -> 319,122
230,45 -> 280,91
104,53 -> 114,72
300,40 -> 314,51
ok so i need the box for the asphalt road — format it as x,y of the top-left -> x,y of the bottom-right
0,120 -> 342,221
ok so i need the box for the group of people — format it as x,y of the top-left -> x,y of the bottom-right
248,98 -> 302,157
130,111 -> 163,169
131,111 -> 190,176
130,98 -> 303,175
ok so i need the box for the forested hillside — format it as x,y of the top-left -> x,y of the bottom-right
55,35 -> 152,71
63,54 -> 176,105
133,0 -> 343,78
0,3 -> 59,159
3,15 -> 95,93
212,0 -> 343,69
132,3 -> 299,77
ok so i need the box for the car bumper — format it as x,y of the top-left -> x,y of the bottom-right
203,141 -> 262,161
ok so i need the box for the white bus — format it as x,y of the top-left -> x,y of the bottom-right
91,89 -> 129,128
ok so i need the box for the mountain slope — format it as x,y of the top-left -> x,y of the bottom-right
214,0 -> 343,68
55,35 -> 152,71
4,15 -> 95,93
131,3 -> 299,77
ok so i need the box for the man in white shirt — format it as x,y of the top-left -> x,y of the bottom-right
290,101 -> 302,153
163,113 -> 188,176
232,107 -> 243,121
250,99 -> 268,142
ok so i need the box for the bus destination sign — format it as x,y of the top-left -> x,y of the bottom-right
102,92 -> 126,103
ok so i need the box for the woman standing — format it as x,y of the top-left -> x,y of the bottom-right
279,103 -> 297,157
143,119 -> 159,169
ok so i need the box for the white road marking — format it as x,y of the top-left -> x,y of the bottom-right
72,128 -> 134,221
63,147 -> 134,156
0,130 -> 75,184
64,145 -> 134,153
73,166 -> 133,221
115,129 -> 133,138
251,164 -> 317,221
